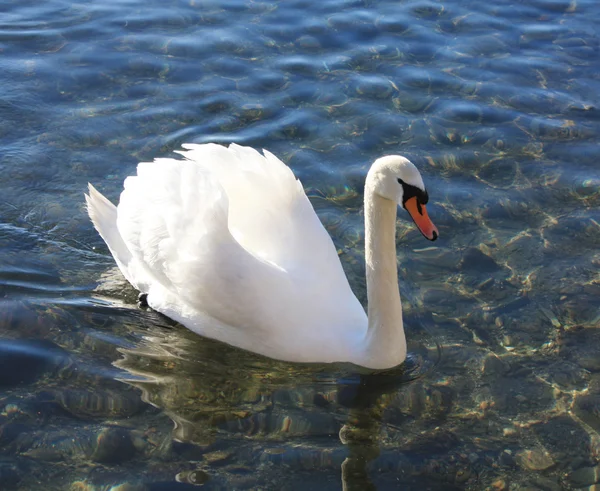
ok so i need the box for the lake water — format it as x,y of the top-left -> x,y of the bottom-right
1,0 -> 599,489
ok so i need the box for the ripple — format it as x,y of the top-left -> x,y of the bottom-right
2,0 -> 600,488
117,8 -> 198,31
435,99 -> 516,124
0,339 -> 68,387
274,55 -> 324,77
375,13 -> 412,34
521,22 -> 571,42
349,74 -> 394,99
236,68 -> 288,93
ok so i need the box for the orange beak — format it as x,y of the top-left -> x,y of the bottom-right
404,196 -> 438,241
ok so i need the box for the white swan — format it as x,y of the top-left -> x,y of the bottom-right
86,143 -> 438,370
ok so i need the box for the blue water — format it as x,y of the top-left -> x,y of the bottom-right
1,0 -> 599,489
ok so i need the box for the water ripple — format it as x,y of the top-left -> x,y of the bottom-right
1,0 -> 599,488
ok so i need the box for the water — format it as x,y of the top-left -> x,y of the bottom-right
1,0 -> 599,489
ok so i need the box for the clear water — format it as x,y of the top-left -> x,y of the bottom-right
1,0 -> 599,489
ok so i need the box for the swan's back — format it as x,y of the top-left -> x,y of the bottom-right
175,144 -> 334,273
87,144 -> 367,363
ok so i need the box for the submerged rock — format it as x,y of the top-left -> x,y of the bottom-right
459,247 -> 501,273
569,465 -> 600,487
175,469 -> 210,486
56,388 -> 147,420
573,395 -> 600,434
482,353 -> 511,377
91,427 -> 136,464
516,449 -> 555,471
528,476 -> 562,491
109,483 -> 147,491
490,478 -> 508,490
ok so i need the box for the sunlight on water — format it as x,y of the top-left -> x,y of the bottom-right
0,0 -> 599,489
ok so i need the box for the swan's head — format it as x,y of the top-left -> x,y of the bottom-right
368,155 -> 438,241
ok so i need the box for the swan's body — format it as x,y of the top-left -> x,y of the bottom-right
86,144 -> 437,369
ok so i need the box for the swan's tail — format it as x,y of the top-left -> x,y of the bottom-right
85,184 -> 138,289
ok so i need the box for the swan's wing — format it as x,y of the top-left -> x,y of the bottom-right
115,157 -> 291,331
176,144 -> 343,279
86,183 -> 152,293
115,145 -> 365,339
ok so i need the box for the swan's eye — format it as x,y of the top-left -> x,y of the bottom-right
398,178 -> 429,207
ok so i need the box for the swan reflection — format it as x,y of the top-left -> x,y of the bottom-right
113,321 -> 441,489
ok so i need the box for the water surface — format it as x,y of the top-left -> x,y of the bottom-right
1,0 -> 599,489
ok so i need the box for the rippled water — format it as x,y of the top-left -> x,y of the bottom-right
1,0 -> 599,489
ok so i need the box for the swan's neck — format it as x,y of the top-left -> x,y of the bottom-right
361,189 -> 407,369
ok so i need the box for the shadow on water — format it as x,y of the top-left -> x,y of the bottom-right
112,311 -> 442,490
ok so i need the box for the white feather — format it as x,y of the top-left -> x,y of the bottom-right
86,143 -> 367,363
